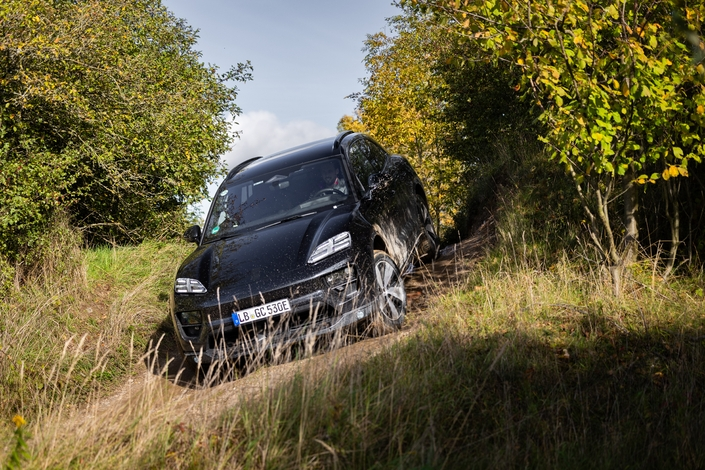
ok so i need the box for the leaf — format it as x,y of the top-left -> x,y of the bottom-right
622,82 -> 630,97
606,4 -> 619,19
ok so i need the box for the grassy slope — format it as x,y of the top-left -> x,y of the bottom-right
0,239 -> 191,453
2,215 -> 705,468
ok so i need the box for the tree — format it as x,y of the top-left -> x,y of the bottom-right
353,9 -> 465,231
0,0 -> 251,263
412,0 -> 705,292
337,111 -> 368,134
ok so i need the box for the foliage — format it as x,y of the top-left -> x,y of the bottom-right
352,9 -> 466,230
336,111 -> 368,134
0,0 -> 251,263
348,6 -> 542,239
433,39 -> 541,239
435,41 -> 537,172
411,0 -> 705,290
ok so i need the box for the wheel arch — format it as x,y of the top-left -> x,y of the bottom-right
373,234 -> 387,254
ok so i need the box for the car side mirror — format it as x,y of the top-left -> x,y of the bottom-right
183,225 -> 202,244
368,173 -> 381,188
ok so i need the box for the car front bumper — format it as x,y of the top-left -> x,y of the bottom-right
172,258 -> 377,363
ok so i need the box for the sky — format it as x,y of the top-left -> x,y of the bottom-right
161,0 -> 401,213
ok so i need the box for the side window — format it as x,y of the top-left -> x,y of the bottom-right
367,141 -> 388,173
348,138 -> 387,191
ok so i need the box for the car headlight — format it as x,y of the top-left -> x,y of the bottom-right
308,232 -> 351,264
174,278 -> 207,294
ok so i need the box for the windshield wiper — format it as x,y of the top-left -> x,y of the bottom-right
256,211 -> 317,231
212,231 -> 240,242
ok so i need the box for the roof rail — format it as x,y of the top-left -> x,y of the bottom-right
226,156 -> 262,181
333,131 -> 353,149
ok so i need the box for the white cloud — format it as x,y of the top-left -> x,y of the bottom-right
224,110 -> 336,169
190,111 -> 336,221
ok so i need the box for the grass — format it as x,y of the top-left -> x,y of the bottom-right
0,232 -> 192,459
2,221 -> 705,468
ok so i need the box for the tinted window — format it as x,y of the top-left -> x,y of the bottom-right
348,138 -> 387,191
368,141 -> 388,171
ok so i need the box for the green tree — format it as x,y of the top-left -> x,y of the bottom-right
413,0 -> 705,292
433,40 -> 540,239
0,0 -> 251,263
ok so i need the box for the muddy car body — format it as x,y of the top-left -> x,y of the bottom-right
170,132 -> 438,363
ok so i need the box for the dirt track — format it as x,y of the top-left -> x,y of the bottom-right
82,223 -> 489,431
91,219 -> 491,418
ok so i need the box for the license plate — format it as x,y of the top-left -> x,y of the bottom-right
232,298 -> 291,326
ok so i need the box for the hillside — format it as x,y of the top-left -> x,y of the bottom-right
3,214 -> 705,468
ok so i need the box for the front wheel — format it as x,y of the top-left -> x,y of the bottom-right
373,251 -> 406,329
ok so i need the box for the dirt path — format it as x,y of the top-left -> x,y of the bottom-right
91,220 -> 490,418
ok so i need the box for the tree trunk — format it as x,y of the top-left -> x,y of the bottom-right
662,177 -> 681,279
612,176 -> 639,297
622,176 -> 639,267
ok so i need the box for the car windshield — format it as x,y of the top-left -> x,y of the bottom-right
203,156 -> 352,242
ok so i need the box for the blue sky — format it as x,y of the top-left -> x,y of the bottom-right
162,0 -> 400,172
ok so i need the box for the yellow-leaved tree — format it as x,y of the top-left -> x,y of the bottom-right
342,9 -> 465,232
412,0 -> 705,292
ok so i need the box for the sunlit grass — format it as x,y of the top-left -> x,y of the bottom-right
0,235 -> 192,434
3,207 -> 705,468
3,242 -> 704,468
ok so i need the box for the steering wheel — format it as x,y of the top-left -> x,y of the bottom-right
312,188 -> 345,198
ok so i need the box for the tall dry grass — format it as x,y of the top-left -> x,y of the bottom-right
3,186 -> 705,469
0,223 -> 192,465
3,231 -> 704,468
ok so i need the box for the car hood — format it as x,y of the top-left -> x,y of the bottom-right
176,207 -> 354,298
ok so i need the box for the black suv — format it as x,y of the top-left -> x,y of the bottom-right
170,132 -> 439,363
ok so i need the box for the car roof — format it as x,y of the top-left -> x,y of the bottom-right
225,132 -> 356,183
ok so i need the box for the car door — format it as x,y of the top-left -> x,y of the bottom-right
346,136 -> 410,269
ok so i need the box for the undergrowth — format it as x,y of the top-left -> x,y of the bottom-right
0,225 -> 191,461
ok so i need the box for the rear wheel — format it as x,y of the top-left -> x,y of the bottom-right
416,195 -> 439,263
373,251 -> 406,330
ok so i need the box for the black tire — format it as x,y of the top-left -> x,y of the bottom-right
373,251 -> 406,329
